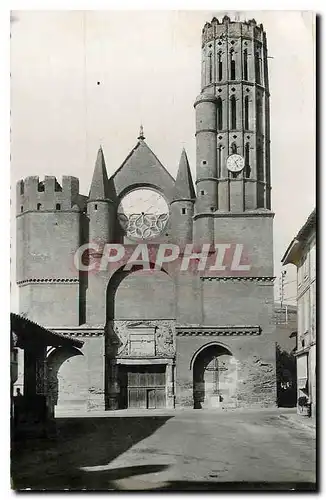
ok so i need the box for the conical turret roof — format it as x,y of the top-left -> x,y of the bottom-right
173,148 -> 196,201
89,147 -> 114,201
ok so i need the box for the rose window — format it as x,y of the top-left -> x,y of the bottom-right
117,189 -> 169,240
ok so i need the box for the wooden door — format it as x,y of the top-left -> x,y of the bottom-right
147,389 -> 156,409
123,365 -> 166,409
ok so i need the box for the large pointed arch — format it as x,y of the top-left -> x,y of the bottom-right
106,263 -> 174,323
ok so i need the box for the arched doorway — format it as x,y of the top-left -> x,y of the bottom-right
47,347 -> 85,415
192,344 -> 238,409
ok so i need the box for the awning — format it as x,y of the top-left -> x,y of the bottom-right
10,313 -> 84,349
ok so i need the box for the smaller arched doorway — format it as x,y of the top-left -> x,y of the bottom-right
47,347 -> 85,415
192,344 -> 238,409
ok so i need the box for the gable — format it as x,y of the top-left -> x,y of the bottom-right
111,140 -> 176,203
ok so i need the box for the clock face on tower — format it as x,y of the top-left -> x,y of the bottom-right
226,154 -> 245,173
117,188 -> 169,240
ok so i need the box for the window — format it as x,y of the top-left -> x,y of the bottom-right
256,98 -> 262,133
20,183 -> 24,195
20,206 -> 23,213
217,98 -> 223,130
208,53 -> 213,83
181,208 -> 186,215
217,97 -> 223,130
303,291 -> 310,334
231,143 -> 237,154
94,204 -> 98,211
38,182 -> 44,192
12,348 -> 18,363
310,244 -> 316,279
310,282 -> 316,340
255,51 -> 261,84
217,145 -> 222,177
200,190 -> 205,196
298,297 -> 304,336
230,50 -> 235,80
257,146 -> 264,181
244,96 -> 249,130
37,203 -> 41,210
245,143 -> 251,177
56,203 -> 61,210
303,254 -> 309,280
218,51 -> 223,81
298,263 -> 303,287
230,95 -> 236,129
243,49 -> 248,80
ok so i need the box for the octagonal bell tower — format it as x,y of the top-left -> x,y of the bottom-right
194,15 -> 271,246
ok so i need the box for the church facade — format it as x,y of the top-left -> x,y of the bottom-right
16,16 -> 276,412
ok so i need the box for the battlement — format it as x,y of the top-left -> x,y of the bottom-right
202,16 -> 265,46
16,175 -> 82,214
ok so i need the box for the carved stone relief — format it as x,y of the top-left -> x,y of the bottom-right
107,320 -> 176,358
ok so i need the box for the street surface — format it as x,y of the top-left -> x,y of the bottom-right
12,408 -> 316,491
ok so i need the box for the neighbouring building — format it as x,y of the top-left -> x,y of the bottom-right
281,209 -> 316,417
273,302 -> 297,407
11,313 -> 83,436
274,302 -> 297,353
15,16 -> 277,413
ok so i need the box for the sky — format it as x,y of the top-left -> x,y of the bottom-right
10,10 -> 316,310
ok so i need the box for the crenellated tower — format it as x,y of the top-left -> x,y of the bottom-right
16,175 -> 87,326
194,15 -> 271,244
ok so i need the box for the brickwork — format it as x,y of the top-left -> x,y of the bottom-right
49,338 -> 105,413
176,335 -> 276,408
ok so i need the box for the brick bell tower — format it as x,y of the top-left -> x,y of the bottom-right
174,15 -> 277,409
194,15 -> 271,245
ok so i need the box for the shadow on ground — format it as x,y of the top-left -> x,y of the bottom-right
11,416 -> 172,490
152,481 -> 317,491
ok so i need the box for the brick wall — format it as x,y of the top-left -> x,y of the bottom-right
53,337 -> 105,413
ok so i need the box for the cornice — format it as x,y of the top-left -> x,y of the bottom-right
50,327 -> 104,337
16,209 -> 82,218
176,325 -> 261,336
195,178 -> 271,186
201,81 -> 270,97
17,278 -> 79,285
116,355 -> 175,360
195,128 -> 217,136
200,276 -> 275,282
193,210 -> 275,220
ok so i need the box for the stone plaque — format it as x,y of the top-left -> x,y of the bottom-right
129,328 -> 155,356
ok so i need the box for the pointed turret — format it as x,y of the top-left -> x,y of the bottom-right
89,147 -> 111,201
170,149 -> 196,246
87,147 -> 116,247
173,149 -> 195,201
